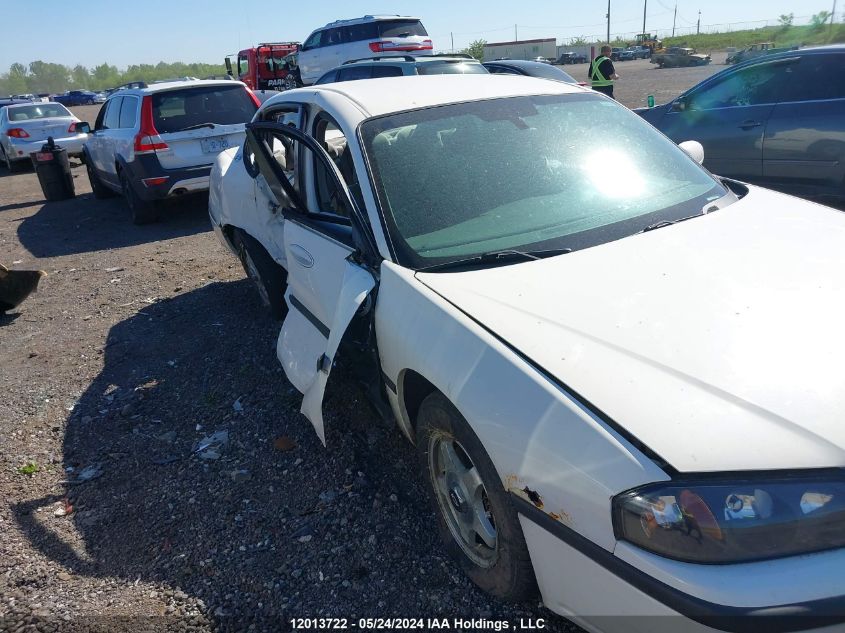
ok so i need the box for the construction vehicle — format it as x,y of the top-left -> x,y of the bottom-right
726,42 -> 799,64
635,33 -> 663,55
225,42 -> 300,90
651,46 -> 711,68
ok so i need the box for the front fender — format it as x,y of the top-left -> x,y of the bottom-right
375,261 -> 669,552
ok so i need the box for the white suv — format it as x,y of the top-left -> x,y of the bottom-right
77,80 -> 259,224
288,15 -> 432,88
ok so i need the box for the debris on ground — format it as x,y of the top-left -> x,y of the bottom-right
63,463 -> 104,484
194,430 -> 229,460
0,263 -> 47,313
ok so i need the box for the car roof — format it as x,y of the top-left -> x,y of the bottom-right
117,79 -> 246,95
342,54 -> 478,66
484,59 -> 552,69
4,102 -> 69,109
320,14 -> 421,28
284,74 -> 585,118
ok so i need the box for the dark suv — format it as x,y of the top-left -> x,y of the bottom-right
315,54 -> 487,84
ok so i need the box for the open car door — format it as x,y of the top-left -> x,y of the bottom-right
245,121 -> 379,444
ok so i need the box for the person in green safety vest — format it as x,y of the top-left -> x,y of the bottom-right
589,45 -> 620,99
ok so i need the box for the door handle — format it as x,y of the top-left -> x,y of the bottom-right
289,244 -> 314,268
739,120 -> 761,130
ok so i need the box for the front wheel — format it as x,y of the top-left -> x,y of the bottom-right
416,392 -> 537,601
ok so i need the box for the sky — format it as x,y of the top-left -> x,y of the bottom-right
1,0 -> 837,70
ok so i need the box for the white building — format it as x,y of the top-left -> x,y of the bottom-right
482,38 -> 557,61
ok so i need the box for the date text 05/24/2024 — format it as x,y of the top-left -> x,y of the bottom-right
290,617 -> 546,630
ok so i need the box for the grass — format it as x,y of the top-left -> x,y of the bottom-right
658,23 -> 845,51
17,461 -> 39,476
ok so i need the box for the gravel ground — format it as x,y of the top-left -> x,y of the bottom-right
0,61 -> 726,633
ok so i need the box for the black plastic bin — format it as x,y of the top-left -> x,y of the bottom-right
30,138 -> 75,201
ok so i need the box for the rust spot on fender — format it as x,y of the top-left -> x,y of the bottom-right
523,486 -> 544,509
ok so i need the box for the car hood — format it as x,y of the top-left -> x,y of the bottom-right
416,187 -> 845,473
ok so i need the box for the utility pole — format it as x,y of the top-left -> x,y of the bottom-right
515,24 -> 518,41
450,32 -> 454,53
672,3 -> 678,37
642,0 -> 648,35
697,10 -> 701,34
607,0 -> 611,43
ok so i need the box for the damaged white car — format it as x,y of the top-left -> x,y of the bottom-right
209,75 -> 845,633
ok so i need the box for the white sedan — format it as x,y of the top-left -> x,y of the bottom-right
209,75 -> 845,632
0,102 -> 88,171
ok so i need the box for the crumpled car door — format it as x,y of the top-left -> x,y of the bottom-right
245,121 -> 379,443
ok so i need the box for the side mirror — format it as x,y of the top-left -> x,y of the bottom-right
76,121 -> 91,134
671,95 -> 688,112
679,140 -> 705,164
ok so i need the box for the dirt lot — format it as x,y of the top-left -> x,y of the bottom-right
0,63 -> 726,633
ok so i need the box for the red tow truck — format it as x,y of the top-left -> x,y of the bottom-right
225,42 -> 300,90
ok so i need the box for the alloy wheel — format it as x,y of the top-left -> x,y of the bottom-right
428,435 -> 498,568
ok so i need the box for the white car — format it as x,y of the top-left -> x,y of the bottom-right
209,75 -> 845,632
75,80 -> 259,224
0,102 -> 88,172
288,15 -> 433,88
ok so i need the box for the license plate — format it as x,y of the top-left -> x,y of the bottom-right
200,137 -> 230,154
35,152 -> 54,162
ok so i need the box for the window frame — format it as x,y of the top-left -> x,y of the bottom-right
101,96 -> 123,130
118,95 -> 139,129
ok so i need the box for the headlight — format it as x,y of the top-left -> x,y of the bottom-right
612,473 -> 845,563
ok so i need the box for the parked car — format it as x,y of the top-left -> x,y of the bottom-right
316,54 -> 487,84
482,59 -> 580,84
93,92 -> 107,103
555,51 -> 587,64
726,42 -> 798,64
211,73 -> 845,630
626,45 -> 651,59
610,47 -> 625,61
11,94 -> 38,102
531,56 -> 553,64
286,15 -> 433,88
0,102 -> 88,172
618,49 -> 635,61
75,79 -> 259,224
105,81 -> 148,96
53,90 -> 100,106
651,46 -> 711,67
637,46 -> 845,201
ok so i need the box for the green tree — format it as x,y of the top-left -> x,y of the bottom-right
461,38 -> 486,61
810,10 -> 832,30
6,63 -> 29,94
71,64 -> 90,89
27,61 -> 70,93
569,35 -> 590,46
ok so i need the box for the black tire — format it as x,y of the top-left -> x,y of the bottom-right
416,392 -> 537,602
120,170 -> 158,224
232,229 -> 288,319
86,159 -> 116,199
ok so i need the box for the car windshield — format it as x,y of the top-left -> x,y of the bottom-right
7,104 -> 72,120
361,93 -> 732,268
151,85 -> 257,133
417,62 -> 488,75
